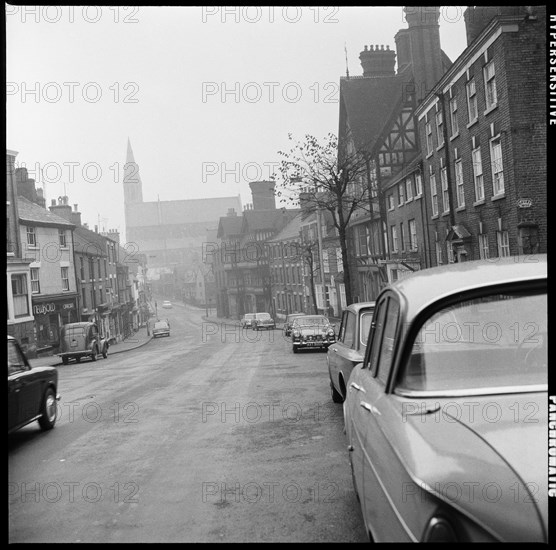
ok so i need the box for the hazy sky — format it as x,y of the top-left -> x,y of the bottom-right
7,6 -> 468,242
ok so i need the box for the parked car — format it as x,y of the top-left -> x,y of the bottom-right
291,315 -> 336,352
344,255 -> 547,542
283,313 -> 305,337
327,302 -> 375,403
162,300 -> 172,309
252,312 -> 275,331
8,335 -> 60,434
153,320 -> 170,338
241,313 -> 257,328
58,322 -> 108,364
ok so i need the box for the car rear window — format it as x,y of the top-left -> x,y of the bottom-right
154,322 -> 169,329
256,313 -> 271,319
399,290 -> 547,393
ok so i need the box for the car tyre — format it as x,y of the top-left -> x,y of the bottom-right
292,346 -> 298,353
62,356 -> 69,365
38,387 -> 57,430
75,356 -> 81,363
102,346 -> 108,359
91,346 -> 98,361
330,381 -> 343,403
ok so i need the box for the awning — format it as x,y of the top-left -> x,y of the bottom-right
446,224 -> 472,242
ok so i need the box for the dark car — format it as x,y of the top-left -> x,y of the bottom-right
327,301 -> 375,403
282,313 -> 305,337
252,312 -> 275,331
8,335 -> 60,434
291,315 -> 336,353
58,322 -> 108,364
153,320 -> 170,338
344,255 -> 547,542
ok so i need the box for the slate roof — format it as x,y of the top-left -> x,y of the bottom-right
241,208 -> 300,234
74,224 -> 110,256
266,212 -> 303,243
17,196 -> 75,228
339,65 -> 413,153
217,215 -> 243,239
126,196 -> 242,227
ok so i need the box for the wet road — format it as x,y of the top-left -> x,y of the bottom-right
9,304 -> 367,542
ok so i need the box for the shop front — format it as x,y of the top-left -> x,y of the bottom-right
32,294 -> 79,354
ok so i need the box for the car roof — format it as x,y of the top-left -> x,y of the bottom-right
154,320 -> 169,326
388,255 -> 547,320
8,335 -> 15,340
345,301 -> 376,313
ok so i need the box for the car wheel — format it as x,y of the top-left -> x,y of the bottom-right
102,346 -> 108,359
91,346 -> 98,361
75,356 -> 81,363
330,381 -> 343,403
62,356 -> 69,365
292,346 -> 298,353
38,387 -> 57,430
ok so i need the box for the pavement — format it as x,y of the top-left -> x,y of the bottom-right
29,325 -> 153,368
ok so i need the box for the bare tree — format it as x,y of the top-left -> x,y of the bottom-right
275,133 -> 372,306
288,240 -> 320,314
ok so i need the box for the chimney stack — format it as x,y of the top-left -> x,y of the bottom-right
403,6 -> 443,102
71,204 -> 82,226
226,208 -> 237,217
394,29 -> 411,73
249,180 -> 276,210
49,195 -> 73,221
359,44 -> 396,77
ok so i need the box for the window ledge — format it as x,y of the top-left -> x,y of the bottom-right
441,211 -> 451,217
27,246 -> 39,250
436,143 -> 445,152
455,206 -> 466,212
405,198 -> 414,204
426,152 -> 433,160
431,214 -> 439,220
473,199 -> 486,207
467,118 -> 479,129
491,193 -> 506,202
397,203 -> 404,208
414,194 -> 423,200
7,252 -> 15,257
449,132 -> 460,142
484,103 -> 498,116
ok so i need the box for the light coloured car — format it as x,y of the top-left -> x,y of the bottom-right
252,312 -> 275,331
291,315 -> 336,352
152,320 -> 170,338
241,313 -> 256,328
162,300 -> 172,309
327,302 -> 375,403
344,255 -> 547,542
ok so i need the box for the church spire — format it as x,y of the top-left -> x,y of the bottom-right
123,138 -> 143,206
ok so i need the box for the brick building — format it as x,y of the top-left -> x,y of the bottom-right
6,150 -> 36,356
338,6 -> 452,301
415,6 -> 546,263
211,182 -> 299,319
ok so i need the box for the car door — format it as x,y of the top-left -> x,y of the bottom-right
328,311 -> 346,377
331,311 -> 359,390
8,340 -> 41,430
346,299 -> 388,528
357,295 -> 412,541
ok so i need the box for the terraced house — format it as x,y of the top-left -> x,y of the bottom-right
416,5 -> 546,263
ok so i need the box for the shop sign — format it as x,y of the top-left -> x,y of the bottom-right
33,303 -> 56,315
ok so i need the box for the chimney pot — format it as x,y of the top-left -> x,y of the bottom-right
94,225 -> 98,233
74,204 -> 78,211
51,199 -> 56,206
